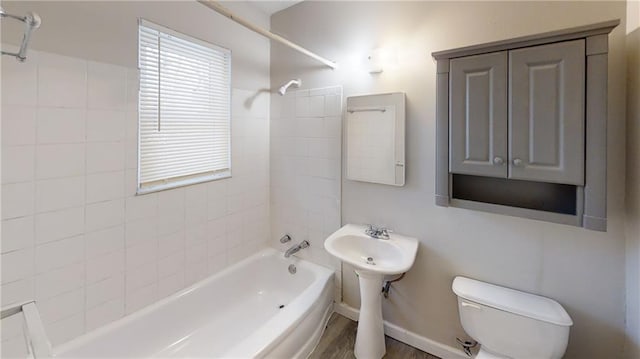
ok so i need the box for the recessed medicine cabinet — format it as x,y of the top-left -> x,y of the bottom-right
346,92 -> 406,186
432,20 -> 619,231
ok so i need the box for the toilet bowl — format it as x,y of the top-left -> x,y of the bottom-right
452,276 -> 573,359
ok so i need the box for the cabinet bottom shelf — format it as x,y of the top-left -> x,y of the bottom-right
451,174 -> 577,215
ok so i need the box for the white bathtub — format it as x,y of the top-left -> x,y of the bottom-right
54,248 -> 334,358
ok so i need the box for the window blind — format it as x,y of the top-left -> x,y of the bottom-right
138,19 -> 231,194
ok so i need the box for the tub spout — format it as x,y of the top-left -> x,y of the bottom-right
284,240 -> 310,258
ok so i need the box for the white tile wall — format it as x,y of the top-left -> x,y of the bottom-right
37,52 -> 87,108
36,108 -> 86,144
2,216 -> 34,253
2,182 -> 35,219
270,86 -> 343,302
2,146 -> 35,183
35,176 -> 85,213
35,262 -> 84,300
1,48 -> 38,107
1,49 -> 270,349
36,144 -> 85,179
2,107 -> 36,146
35,207 -> 84,244
86,298 -> 124,331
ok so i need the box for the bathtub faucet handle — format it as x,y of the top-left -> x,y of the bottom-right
280,234 -> 292,243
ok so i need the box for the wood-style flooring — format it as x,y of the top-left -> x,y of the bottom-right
309,313 -> 441,359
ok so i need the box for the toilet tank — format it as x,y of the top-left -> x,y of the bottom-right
452,277 -> 573,359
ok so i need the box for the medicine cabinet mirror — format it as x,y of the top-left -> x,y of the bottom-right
345,92 -> 405,186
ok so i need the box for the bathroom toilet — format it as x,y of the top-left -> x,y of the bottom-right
452,276 -> 573,359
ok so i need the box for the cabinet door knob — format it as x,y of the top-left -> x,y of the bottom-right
513,158 -> 524,167
493,156 -> 504,165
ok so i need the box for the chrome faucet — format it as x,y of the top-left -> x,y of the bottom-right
365,224 -> 391,240
284,240 -> 310,258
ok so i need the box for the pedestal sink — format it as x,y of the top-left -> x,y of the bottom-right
324,224 -> 419,359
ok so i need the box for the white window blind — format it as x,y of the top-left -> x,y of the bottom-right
138,19 -> 231,194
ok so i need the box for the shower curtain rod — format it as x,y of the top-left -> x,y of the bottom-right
197,0 -> 337,69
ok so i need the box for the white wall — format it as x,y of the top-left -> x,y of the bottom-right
625,1 -> 640,357
271,1 -> 628,358
269,86 -> 343,302
0,1 -> 270,352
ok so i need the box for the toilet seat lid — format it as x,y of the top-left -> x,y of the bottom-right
452,276 -> 573,326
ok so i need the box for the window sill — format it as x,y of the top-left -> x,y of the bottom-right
136,171 -> 231,195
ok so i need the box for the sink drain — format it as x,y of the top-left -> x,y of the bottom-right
366,257 -> 376,265
279,304 -> 285,309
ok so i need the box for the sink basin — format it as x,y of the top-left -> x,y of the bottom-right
324,224 -> 418,275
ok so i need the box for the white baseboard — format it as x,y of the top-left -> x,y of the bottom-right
333,302 -> 469,359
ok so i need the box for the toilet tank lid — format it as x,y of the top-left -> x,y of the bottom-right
452,276 -> 573,326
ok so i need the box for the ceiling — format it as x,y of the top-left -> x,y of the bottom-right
249,1 -> 303,15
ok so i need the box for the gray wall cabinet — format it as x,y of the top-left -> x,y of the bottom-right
432,20 -> 619,231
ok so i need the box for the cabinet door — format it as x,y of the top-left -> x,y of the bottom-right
509,40 -> 585,185
450,52 -> 508,177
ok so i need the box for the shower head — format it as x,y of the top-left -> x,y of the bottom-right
278,79 -> 301,96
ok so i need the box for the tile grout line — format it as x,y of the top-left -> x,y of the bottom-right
182,187 -> 187,291
123,66 -> 132,317
31,50 -> 40,308
82,57 -> 89,336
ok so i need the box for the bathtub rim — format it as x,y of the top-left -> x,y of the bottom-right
53,247 -> 333,357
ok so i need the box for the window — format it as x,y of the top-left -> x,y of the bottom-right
137,19 -> 231,194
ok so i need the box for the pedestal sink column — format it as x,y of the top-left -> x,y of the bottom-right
354,270 -> 385,359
